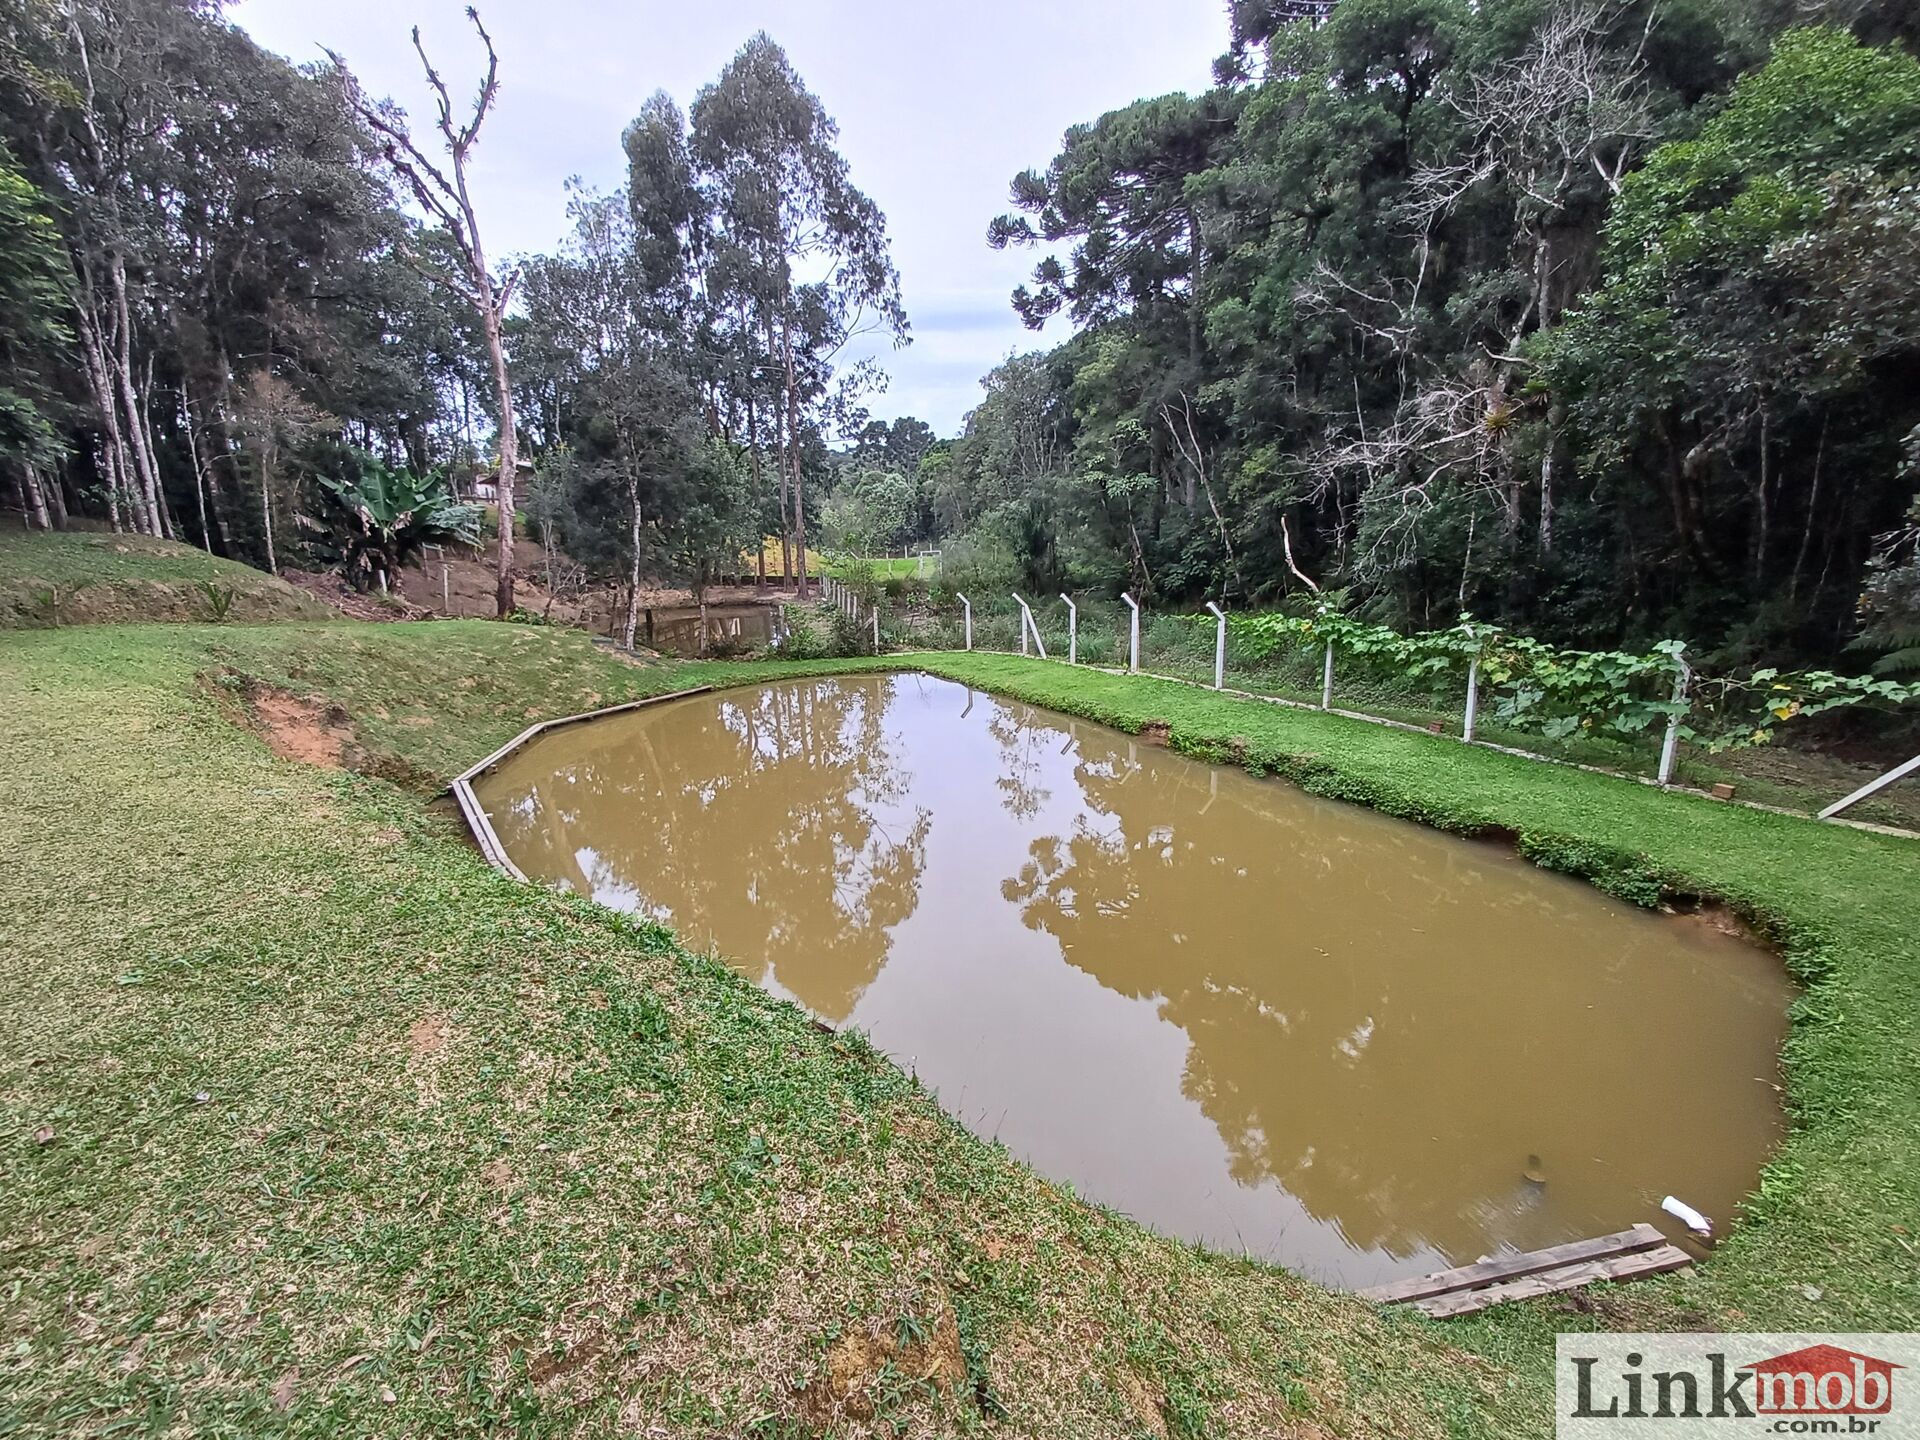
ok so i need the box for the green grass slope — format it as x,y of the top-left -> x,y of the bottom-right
2,621 -> 1503,1439
0,529 -> 334,627
4,522 -> 1916,1435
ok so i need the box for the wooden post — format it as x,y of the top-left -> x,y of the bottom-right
1061,594 -> 1078,665
1205,602 -> 1227,690
1463,624 -> 1481,743
1122,592 -> 1140,673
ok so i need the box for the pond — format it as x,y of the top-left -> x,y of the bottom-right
472,673 -> 1790,1287
641,603 -> 780,656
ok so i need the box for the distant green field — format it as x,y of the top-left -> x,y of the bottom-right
822,553 -> 934,580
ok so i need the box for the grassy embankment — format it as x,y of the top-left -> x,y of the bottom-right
0,529 -> 334,627
4,533 -> 1917,1436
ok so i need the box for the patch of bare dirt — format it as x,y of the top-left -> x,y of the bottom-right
799,1304 -> 968,1424
279,569 -> 432,623
1664,899 -> 1767,947
1116,1368 -> 1171,1438
407,1013 -> 455,1060
249,686 -> 356,769
527,1327 -> 607,1387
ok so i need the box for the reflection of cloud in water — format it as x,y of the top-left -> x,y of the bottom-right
475,674 -> 1790,1288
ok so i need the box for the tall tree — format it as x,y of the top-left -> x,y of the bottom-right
679,34 -> 908,598
334,9 -> 523,617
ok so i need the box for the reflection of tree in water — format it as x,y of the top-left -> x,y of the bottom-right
999,729 -> 1675,1264
985,702 -> 1056,822
482,677 -> 930,1022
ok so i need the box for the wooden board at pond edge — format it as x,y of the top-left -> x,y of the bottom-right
1359,1224 -> 1667,1305
1412,1245 -> 1693,1318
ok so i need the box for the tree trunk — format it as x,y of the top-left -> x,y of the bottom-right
748,395 -> 766,591
782,313 -> 809,600
260,448 -> 278,575
46,465 -> 68,527
180,386 -> 226,554
76,308 -> 132,534
107,252 -> 164,537
622,480 -> 642,650
21,465 -> 51,529
481,298 -> 518,618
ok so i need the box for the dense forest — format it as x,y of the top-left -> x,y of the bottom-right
1,0 -> 1918,671
935,0 -> 1920,669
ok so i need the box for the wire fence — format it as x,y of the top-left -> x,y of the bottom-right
842,589 -> 1920,832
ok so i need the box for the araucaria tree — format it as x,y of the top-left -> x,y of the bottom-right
333,9 -> 523,618
951,2 -> 1920,670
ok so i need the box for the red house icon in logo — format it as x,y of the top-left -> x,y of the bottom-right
1743,1345 -> 1901,1416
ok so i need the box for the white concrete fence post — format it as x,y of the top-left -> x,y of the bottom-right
956,593 -> 973,651
1462,624 -> 1481,744
1321,641 -> 1335,711
872,605 -> 881,654
1657,647 -> 1691,787
1121,592 -> 1141,673
1061,594 -> 1078,665
1012,594 -> 1047,659
1205,601 -> 1227,690
1821,753 -> 1920,820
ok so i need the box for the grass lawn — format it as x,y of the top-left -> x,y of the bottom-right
0,529 -> 334,627
4,534 -> 1918,1436
823,555 -> 931,581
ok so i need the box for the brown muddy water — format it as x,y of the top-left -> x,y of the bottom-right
472,673 -> 1791,1287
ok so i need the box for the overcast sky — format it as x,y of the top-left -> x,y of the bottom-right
230,0 -> 1225,437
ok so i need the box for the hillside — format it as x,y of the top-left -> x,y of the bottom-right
0,530 -> 336,628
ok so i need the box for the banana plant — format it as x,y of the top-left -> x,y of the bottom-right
306,459 -> 483,592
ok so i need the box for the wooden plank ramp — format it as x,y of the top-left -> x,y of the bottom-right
1359,1224 -> 1693,1319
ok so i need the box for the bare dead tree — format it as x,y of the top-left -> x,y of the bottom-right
1161,392 -> 1246,597
332,9 -> 521,618
1302,363 -> 1537,579
1410,0 -> 1655,338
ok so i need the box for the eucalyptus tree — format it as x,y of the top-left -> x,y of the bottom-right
671,33 -> 908,597
0,149 -> 70,527
517,186 -> 705,647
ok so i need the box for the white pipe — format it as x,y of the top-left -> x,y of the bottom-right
1012,594 -> 1046,659
872,605 -> 880,653
956,592 -> 973,651
1205,602 -> 1226,690
1121,592 -> 1140,673
1661,1195 -> 1713,1238
1321,641 -> 1334,710
1060,593 -> 1078,665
